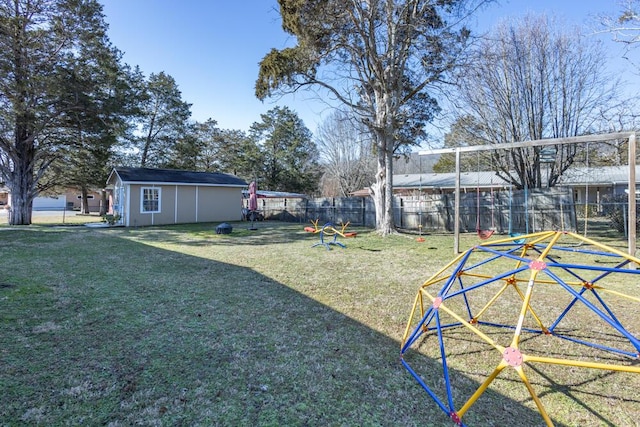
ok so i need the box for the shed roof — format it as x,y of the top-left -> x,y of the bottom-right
109,167 -> 247,187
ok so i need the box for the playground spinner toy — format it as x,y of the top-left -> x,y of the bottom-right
400,231 -> 640,426
304,219 -> 357,250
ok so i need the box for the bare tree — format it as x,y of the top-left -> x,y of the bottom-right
453,14 -> 622,189
595,0 -> 640,79
590,102 -> 640,165
315,111 -> 375,197
599,1 -> 640,47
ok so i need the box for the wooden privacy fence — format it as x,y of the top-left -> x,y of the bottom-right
255,188 -> 576,233
259,196 -> 376,227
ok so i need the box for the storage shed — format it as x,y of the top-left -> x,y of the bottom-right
106,167 -> 247,227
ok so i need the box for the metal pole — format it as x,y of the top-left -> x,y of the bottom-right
417,131 -> 637,255
584,143 -> 589,237
628,133 -> 636,262
417,156 -> 424,242
454,148 -> 461,254
418,132 -> 635,156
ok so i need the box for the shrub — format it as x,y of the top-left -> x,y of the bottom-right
601,194 -> 640,233
102,213 -> 121,225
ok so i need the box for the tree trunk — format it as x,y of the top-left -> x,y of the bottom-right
141,114 -> 156,167
382,148 -> 394,234
99,190 -> 108,216
371,129 -> 395,235
371,167 -> 385,230
81,186 -> 90,214
8,158 -> 34,225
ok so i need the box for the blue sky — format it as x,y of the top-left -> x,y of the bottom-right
100,0 -> 633,136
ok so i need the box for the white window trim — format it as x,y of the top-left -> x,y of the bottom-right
140,187 -> 161,213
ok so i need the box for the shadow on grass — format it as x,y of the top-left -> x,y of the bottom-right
109,221 -> 381,250
0,226 -> 615,426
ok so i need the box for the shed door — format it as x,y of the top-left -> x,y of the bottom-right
113,182 -> 126,225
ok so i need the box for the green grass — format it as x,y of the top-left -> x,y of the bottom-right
0,210 -> 105,226
0,222 -> 638,426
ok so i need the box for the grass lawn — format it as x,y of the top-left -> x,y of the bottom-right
0,221 -> 638,426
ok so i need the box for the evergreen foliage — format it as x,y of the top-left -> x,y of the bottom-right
249,106 -> 319,194
0,0 -> 127,224
256,0 -> 490,234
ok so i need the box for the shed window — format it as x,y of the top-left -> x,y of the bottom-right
141,187 -> 161,213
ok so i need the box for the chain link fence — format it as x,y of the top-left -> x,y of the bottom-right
255,190 -> 631,238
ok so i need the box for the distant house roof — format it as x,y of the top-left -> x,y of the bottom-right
241,189 -> 307,199
108,167 -> 247,187
393,165 -> 640,190
393,171 -> 506,189
557,165 -> 640,186
350,188 -> 372,197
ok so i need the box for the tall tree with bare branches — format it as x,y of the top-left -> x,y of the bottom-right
256,0 -> 491,234
315,111 -> 375,197
453,14 -> 622,189
599,0 -> 640,51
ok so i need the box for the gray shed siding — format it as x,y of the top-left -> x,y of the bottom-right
125,184 -> 242,226
197,186 -> 240,222
176,186 -> 197,224
107,167 -> 247,227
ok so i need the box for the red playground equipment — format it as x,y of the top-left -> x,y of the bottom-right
304,219 -> 357,250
